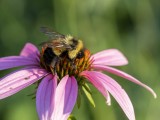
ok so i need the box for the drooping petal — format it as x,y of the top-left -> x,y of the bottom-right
91,49 -> 128,66
105,91 -> 111,106
20,43 -> 40,62
81,71 -> 135,120
80,71 -> 111,106
0,56 -> 39,70
36,74 -> 57,120
0,67 -> 47,99
51,75 -> 78,120
93,65 -> 157,98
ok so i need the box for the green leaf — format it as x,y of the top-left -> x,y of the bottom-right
82,83 -> 96,108
68,115 -> 77,120
82,82 -> 92,94
77,88 -> 82,109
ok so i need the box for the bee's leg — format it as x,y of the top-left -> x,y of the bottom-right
50,66 -> 55,74
50,57 -> 59,74
69,58 -> 76,70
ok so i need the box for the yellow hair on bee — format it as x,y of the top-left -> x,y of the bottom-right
64,35 -> 73,44
68,40 -> 83,59
52,48 -> 62,56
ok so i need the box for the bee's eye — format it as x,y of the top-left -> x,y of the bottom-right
77,51 -> 84,59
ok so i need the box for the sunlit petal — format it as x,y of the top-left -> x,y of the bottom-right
91,49 -> 128,66
51,76 -> 78,120
0,67 -> 47,99
81,71 -> 111,106
93,65 -> 157,98
81,71 -> 135,120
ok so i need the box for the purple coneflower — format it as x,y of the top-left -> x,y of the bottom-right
0,43 -> 156,120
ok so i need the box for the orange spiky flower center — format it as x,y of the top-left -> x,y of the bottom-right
40,49 -> 92,80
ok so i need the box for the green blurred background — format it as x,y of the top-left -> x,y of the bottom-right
0,0 -> 160,120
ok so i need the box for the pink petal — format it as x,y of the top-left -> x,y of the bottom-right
81,71 -> 135,120
20,43 -> 40,62
0,56 -> 39,70
51,76 -> 78,120
0,67 -> 47,99
80,71 -> 111,106
93,65 -> 157,98
91,49 -> 128,66
36,74 -> 57,120
105,91 -> 111,106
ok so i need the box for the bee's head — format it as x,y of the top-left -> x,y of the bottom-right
67,38 -> 84,60
65,35 -> 78,49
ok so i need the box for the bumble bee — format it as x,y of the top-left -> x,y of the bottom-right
40,27 -> 85,69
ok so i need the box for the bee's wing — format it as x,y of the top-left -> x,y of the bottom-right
40,27 -> 72,49
40,39 -> 72,49
40,27 -> 65,39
